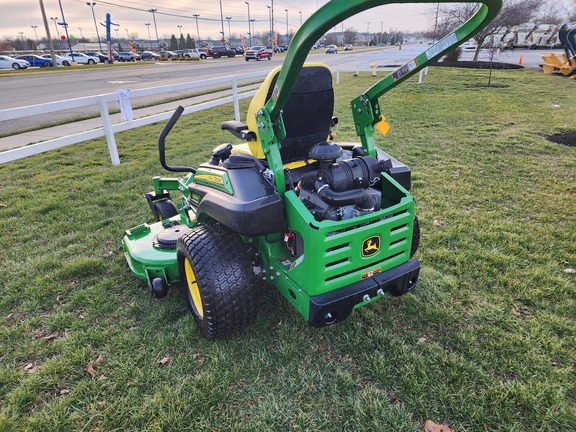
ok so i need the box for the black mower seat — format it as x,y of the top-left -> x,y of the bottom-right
239,63 -> 335,165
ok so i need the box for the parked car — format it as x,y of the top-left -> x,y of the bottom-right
85,51 -> 111,63
182,49 -> 206,59
62,52 -> 99,64
344,44 -> 353,51
0,55 -> 29,70
325,44 -> 338,54
117,52 -> 139,62
277,45 -> 288,52
140,51 -> 160,60
15,55 -> 53,67
40,54 -> 71,66
244,46 -> 273,61
233,47 -> 244,55
207,46 -> 236,58
160,50 -> 178,58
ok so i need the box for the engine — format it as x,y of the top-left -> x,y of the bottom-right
296,142 -> 392,221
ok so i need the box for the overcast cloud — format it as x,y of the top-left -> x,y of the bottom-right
2,0 -> 436,42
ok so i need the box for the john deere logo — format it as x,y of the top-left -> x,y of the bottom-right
362,236 -> 380,257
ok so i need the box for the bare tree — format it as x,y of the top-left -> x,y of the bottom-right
343,28 -> 357,45
437,0 -> 541,61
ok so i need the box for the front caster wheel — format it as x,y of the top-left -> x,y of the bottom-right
151,278 -> 168,298
152,199 -> 179,221
177,224 -> 260,339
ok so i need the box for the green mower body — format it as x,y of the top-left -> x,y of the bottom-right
123,0 -> 502,339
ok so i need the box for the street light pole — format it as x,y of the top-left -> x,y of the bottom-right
299,11 -> 302,26
149,8 -> 160,51
31,26 -> 39,52
245,2 -> 251,46
193,14 -> 200,46
225,17 -> 232,45
366,22 -> 370,46
177,25 -> 183,50
78,27 -> 84,50
50,17 -> 63,50
145,23 -> 151,50
18,32 -> 25,51
86,2 -> 102,52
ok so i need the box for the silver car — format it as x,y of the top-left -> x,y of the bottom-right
0,55 -> 29,70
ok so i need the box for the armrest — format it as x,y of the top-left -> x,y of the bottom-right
221,120 -> 257,142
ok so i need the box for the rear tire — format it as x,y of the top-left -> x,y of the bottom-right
177,223 -> 260,339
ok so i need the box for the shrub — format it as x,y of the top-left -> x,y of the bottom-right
443,46 -> 462,62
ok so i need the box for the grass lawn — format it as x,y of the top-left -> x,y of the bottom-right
0,67 -> 574,431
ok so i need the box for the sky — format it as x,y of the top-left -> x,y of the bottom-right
2,0 -> 441,44
3,1 -> 575,45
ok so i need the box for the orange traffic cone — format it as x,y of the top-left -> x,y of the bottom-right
518,54 -> 523,65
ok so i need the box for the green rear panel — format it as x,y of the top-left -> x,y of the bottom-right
257,173 -> 414,319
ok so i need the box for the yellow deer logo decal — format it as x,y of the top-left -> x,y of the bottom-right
362,236 -> 380,257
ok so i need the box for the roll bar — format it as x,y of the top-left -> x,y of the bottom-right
254,0 -> 502,195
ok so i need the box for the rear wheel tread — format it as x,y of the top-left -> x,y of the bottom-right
177,224 -> 260,339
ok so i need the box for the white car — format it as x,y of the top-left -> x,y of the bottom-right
40,54 -> 72,66
62,52 -> 99,65
0,55 -> 29,70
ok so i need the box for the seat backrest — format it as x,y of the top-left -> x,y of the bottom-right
245,63 -> 334,163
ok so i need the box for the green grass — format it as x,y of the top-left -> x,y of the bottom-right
0,67 -> 575,431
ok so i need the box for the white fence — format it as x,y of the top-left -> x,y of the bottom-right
0,64 -> 406,166
0,71 -> 270,165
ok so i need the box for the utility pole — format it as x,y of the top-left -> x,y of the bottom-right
193,14 -> 200,46
271,0 -> 274,48
149,8 -> 160,51
267,6 -> 272,45
285,9 -> 289,46
219,0 -> 225,46
38,0 -> 58,67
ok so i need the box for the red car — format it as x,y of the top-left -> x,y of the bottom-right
244,46 -> 273,61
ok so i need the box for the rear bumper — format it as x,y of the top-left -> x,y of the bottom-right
309,258 -> 420,327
